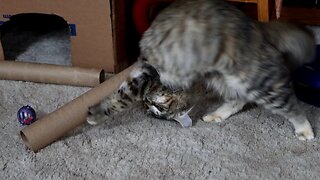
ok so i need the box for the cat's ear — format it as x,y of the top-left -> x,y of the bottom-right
174,107 -> 193,128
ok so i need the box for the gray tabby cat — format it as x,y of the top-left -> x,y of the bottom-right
87,63 -> 193,127
89,0 -> 316,140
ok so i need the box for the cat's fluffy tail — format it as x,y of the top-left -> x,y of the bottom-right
264,21 -> 316,70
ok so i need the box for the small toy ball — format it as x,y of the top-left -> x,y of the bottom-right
17,105 -> 37,126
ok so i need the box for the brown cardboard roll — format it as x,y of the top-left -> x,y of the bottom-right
20,62 -> 136,152
0,61 -> 104,87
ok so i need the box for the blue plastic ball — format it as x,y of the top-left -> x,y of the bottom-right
17,105 -> 37,126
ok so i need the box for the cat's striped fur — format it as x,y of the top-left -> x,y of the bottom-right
87,64 -> 192,127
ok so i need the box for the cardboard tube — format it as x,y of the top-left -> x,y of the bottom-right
0,61 -> 104,87
20,63 -> 136,152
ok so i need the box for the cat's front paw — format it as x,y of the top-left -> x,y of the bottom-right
294,121 -> 315,141
86,107 -> 100,125
87,116 -> 99,125
202,114 -> 224,122
295,128 -> 315,141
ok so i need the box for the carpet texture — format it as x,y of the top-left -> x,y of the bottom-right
1,80 -> 320,179
1,18 -> 320,179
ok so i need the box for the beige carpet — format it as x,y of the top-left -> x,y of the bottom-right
1,79 -> 320,179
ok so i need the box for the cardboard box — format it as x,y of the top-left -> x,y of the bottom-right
0,0 -> 133,73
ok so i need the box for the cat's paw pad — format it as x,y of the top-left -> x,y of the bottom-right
295,129 -> 314,141
202,114 -> 223,122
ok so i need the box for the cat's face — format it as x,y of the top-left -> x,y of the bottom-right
144,89 -> 192,127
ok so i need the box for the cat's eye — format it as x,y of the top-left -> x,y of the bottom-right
157,106 -> 164,111
155,105 -> 165,111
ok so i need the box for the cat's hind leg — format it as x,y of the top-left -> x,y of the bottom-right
261,96 -> 314,140
252,83 -> 314,140
202,100 -> 246,122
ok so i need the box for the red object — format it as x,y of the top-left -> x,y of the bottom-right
133,0 -> 174,35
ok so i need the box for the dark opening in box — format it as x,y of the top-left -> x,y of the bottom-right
0,13 -> 71,66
